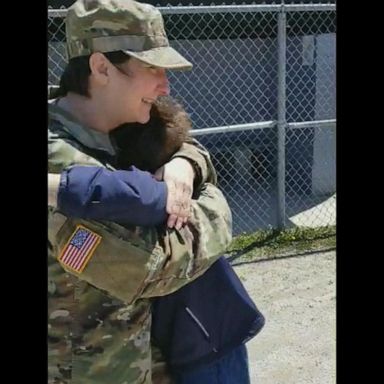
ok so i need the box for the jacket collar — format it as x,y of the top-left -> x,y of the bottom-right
48,99 -> 116,156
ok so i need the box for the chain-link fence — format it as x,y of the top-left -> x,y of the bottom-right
48,3 -> 336,235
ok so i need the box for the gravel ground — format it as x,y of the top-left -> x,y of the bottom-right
234,250 -> 336,384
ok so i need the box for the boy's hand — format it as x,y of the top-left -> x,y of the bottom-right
155,158 -> 194,230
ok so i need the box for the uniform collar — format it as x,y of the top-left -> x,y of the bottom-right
48,99 -> 116,156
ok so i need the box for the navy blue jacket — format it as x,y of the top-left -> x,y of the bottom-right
58,165 -> 167,225
152,256 -> 265,372
56,166 -> 265,371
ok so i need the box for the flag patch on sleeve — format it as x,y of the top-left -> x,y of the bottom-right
58,225 -> 102,273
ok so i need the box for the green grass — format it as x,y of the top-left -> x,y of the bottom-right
227,225 -> 336,263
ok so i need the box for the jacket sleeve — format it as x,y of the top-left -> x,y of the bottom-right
58,166 -> 167,226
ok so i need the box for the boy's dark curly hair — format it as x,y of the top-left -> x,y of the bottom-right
112,96 -> 192,172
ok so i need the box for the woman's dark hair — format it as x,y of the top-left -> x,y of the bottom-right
58,51 -> 130,97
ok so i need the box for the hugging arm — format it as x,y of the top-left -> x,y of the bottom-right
49,136 -> 231,303
50,165 -> 167,226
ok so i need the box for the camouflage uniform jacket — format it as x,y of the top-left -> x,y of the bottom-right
48,100 -> 232,384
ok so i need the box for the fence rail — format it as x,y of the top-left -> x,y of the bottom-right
48,3 -> 336,235
48,4 -> 336,15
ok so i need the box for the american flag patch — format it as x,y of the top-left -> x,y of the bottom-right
58,225 -> 102,273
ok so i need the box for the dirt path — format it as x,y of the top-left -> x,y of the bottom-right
234,250 -> 336,384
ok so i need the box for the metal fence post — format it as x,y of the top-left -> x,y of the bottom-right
276,5 -> 287,229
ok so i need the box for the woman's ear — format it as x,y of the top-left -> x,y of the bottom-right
89,52 -> 110,86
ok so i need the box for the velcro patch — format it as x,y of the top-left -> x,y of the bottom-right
58,225 -> 101,273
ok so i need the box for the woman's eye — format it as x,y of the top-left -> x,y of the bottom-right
145,65 -> 157,72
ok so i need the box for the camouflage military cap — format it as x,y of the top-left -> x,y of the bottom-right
66,0 -> 192,70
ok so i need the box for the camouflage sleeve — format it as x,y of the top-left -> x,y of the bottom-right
139,182 -> 232,298
170,137 -> 218,188
49,136 -> 232,304
49,183 -> 232,304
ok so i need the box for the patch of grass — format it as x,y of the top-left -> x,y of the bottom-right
227,226 -> 336,263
